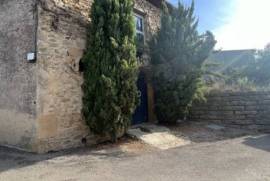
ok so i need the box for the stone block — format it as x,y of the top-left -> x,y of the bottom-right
222,106 -> 245,111
235,111 -> 257,115
245,106 -> 259,111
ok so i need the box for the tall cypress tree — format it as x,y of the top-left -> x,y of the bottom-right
82,0 -> 139,140
150,1 -> 216,123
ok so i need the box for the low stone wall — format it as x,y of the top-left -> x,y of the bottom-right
189,92 -> 270,132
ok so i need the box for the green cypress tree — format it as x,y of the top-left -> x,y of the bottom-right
82,0 -> 139,140
150,1 -> 216,123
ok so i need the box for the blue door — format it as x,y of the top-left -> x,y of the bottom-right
132,72 -> 148,125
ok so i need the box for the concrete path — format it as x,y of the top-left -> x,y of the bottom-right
127,124 -> 190,149
1,134 -> 270,181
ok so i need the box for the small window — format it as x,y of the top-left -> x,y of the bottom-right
134,14 -> 145,45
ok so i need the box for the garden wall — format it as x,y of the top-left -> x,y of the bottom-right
190,92 -> 270,132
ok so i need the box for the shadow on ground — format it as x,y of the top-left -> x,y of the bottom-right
0,137 -> 150,174
0,122 -> 265,174
242,134 -> 270,152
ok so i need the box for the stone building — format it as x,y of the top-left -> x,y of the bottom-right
0,0 -> 162,153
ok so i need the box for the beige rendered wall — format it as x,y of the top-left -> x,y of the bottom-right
0,0 -> 37,151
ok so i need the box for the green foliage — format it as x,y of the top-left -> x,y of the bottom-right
208,49 -> 257,89
82,0 -> 139,140
216,44 -> 270,90
150,1 -> 216,123
242,44 -> 270,86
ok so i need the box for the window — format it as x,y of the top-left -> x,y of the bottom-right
134,14 -> 145,45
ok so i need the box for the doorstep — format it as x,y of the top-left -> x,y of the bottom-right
127,123 -> 190,150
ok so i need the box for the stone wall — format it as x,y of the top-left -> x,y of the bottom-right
134,0 -> 161,41
35,0 -> 161,153
190,92 -> 270,132
35,0 -> 90,153
0,0 -> 37,150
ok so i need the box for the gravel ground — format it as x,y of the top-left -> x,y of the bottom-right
169,121 -> 259,143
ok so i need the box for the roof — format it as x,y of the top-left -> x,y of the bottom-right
213,49 -> 256,57
147,0 -> 162,7
146,0 -> 173,9
207,49 -> 256,74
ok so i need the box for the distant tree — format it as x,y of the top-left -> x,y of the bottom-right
82,0 -> 139,140
243,44 -> 270,86
150,1 -> 216,123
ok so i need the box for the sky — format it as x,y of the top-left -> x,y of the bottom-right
168,0 -> 270,50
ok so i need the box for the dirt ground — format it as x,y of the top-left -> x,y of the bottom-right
168,121 -> 259,143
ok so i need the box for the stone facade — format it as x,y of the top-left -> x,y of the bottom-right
35,0 -> 91,153
0,0 -> 161,153
190,92 -> 270,132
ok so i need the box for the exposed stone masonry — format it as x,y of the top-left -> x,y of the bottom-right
190,92 -> 270,132
0,0 -> 161,153
34,0 -> 161,153
35,0 -> 91,152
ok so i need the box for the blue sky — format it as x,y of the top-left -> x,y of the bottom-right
168,0 -> 270,50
